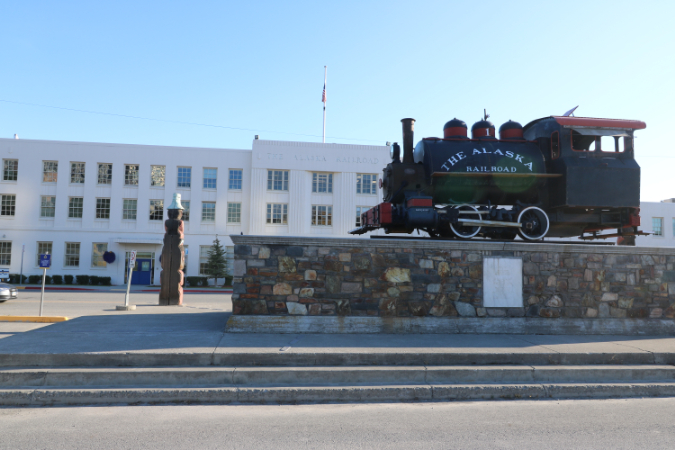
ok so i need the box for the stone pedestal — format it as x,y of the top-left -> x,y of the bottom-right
227,235 -> 675,335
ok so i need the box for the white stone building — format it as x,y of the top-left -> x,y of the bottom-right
0,137 -> 388,285
636,200 -> 675,248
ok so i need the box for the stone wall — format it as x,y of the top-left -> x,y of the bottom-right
230,236 -> 675,321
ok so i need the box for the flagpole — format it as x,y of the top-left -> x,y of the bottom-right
322,66 -> 327,143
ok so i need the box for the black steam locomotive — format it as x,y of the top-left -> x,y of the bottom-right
350,114 -> 647,243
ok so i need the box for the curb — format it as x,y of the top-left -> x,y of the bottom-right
1,383 -> 675,406
21,287 -> 95,291
0,316 -> 69,323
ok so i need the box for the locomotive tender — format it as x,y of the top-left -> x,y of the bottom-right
350,114 -> 647,243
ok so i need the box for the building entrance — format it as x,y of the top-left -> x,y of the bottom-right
125,252 -> 156,285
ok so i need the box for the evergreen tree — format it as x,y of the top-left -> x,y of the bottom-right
206,236 -> 229,286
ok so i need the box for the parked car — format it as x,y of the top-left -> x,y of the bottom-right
0,282 -> 18,302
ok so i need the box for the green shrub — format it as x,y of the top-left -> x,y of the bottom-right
89,276 -> 100,286
186,276 -> 201,287
223,275 -> 233,286
52,275 -> 63,285
28,275 -> 41,284
200,277 -> 209,286
10,274 -> 27,284
100,276 -> 111,286
76,275 -> 90,286
44,275 -> 52,285
64,275 -> 74,285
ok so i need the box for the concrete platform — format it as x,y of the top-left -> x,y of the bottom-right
2,311 -> 675,405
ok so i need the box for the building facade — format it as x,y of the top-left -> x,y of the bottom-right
0,137 -> 388,285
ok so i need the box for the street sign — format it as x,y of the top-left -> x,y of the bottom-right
129,250 -> 137,268
39,254 -> 51,269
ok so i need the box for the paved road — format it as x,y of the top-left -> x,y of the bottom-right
0,290 -> 232,319
1,398 -> 673,449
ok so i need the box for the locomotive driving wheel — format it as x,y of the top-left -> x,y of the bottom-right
517,206 -> 549,240
450,205 -> 482,239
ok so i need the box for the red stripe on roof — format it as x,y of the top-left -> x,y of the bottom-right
553,116 -> 646,129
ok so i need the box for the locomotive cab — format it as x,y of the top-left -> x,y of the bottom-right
523,116 -> 646,239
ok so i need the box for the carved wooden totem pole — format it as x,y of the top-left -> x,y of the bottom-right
159,193 -> 185,305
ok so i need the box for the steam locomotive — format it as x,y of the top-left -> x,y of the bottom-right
350,114 -> 647,243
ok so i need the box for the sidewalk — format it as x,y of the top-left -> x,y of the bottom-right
15,285 -> 232,294
0,309 -> 673,365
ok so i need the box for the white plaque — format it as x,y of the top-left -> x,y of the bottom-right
483,257 -> 523,308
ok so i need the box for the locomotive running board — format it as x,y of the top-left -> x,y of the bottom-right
579,231 -> 650,240
458,219 -> 522,228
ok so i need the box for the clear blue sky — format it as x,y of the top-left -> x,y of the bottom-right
1,0 -> 673,201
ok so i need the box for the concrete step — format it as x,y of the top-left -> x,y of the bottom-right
3,351 -> 675,368
2,365 -> 675,389
2,382 -> 675,406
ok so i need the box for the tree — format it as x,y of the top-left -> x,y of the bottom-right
205,236 -> 229,286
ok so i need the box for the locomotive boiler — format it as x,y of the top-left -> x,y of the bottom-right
350,114 -> 647,243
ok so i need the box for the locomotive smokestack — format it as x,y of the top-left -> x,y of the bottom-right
401,118 -> 415,164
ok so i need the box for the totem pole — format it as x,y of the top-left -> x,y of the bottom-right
159,193 -> 185,305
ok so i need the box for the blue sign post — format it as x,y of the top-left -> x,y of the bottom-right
39,253 -> 51,316
39,254 -> 51,269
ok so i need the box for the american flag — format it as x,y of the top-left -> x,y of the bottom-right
322,82 -> 326,103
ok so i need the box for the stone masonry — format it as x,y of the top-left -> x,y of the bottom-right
230,235 -> 675,321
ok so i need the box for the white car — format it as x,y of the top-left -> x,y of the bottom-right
0,282 -> 18,302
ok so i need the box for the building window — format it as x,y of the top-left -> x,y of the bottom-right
199,246 -> 210,275
95,198 -> 110,219
41,196 -> 56,218
125,165 -> 139,185
312,173 -> 333,193
3,159 -> 18,181
267,170 -> 289,191
311,205 -> 332,226
227,202 -> 241,223
177,167 -> 191,188
98,163 -> 112,184
653,217 -> 664,236
229,169 -> 243,190
182,201 -> 190,221
203,168 -> 217,189
43,161 -> 58,183
357,173 -> 377,195
150,165 -> 166,187
36,242 -> 52,266
91,243 -> 107,268
266,203 -> 288,224
123,199 -> 137,220
202,202 -> 216,222
355,206 -> 369,227
70,162 -> 85,184
64,242 -> 80,267
149,200 -> 164,221
0,241 -> 12,265
1,194 -> 16,216
68,197 -> 84,218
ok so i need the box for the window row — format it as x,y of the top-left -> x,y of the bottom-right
38,196 -> 243,223
32,161 -> 244,190
0,241 -> 107,268
264,204 -> 372,227
268,171 -> 378,195
651,217 -> 675,237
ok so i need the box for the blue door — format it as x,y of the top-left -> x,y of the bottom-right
131,259 -> 152,285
